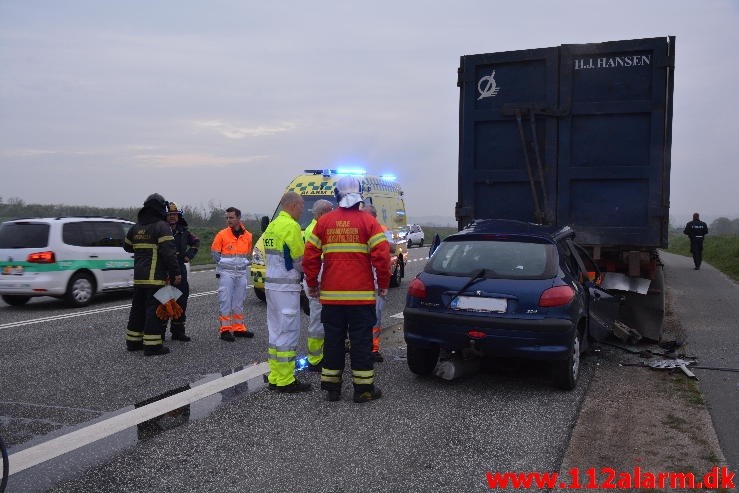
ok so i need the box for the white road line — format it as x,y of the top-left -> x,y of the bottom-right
8,362 -> 270,476
0,290 -> 219,331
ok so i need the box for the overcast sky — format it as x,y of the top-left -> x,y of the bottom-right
1,0 -> 737,223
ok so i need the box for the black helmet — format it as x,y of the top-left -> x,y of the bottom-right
167,201 -> 182,215
144,193 -> 167,211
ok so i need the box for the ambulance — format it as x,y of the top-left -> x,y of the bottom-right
251,169 -> 408,306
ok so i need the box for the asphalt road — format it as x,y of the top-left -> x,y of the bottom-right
0,245 -> 597,492
659,251 -> 739,472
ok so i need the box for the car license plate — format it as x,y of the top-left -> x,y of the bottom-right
451,296 -> 507,313
2,265 -> 24,275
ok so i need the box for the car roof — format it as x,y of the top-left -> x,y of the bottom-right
453,219 -> 574,242
2,216 -> 134,224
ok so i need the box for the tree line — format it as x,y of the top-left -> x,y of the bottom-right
0,197 -> 264,229
670,217 -> 739,236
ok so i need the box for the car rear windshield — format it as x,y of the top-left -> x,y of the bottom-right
0,222 -> 50,248
426,238 -> 557,279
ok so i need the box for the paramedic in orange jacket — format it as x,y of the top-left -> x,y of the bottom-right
303,176 -> 390,403
211,207 -> 253,341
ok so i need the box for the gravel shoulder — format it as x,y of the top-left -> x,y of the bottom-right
559,288 -> 729,489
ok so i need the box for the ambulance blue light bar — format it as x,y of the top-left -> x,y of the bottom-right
336,167 -> 366,176
380,174 -> 397,181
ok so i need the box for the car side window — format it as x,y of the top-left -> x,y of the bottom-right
63,222 -> 95,247
93,222 -> 126,247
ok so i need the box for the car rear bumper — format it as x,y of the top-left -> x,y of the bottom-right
403,307 -> 575,360
0,272 -> 68,297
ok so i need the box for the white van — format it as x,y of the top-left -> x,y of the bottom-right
0,217 -> 135,307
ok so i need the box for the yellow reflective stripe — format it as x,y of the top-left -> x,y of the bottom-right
322,243 -> 369,254
353,375 -> 374,384
320,290 -> 375,301
368,232 -> 387,248
158,235 -> 174,243
133,279 -> 166,285
321,375 -> 342,383
150,244 -> 158,280
143,334 -> 163,346
306,232 -> 322,249
321,368 -> 342,383
132,243 -> 156,249
126,330 -> 143,341
352,369 -> 374,378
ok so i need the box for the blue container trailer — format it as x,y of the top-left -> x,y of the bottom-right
455,37 -> 675,340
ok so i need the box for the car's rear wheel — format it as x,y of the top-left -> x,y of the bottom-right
2,295 -> 30,306
254,287 -> 266,302
419,238 -> 424,247
407,342 -> 439,375
555,330 -> 581,390
64,272 -> 95,307
407,239 -> 413,248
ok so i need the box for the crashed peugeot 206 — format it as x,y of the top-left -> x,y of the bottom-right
403,219 -> 620,389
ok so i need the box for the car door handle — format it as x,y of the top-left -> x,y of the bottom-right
89,255 -> 99,258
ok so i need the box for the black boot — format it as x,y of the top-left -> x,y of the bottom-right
144,345 -> 170,356
171,332 -> 191,342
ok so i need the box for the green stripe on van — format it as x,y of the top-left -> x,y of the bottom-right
0,259 -> 134,273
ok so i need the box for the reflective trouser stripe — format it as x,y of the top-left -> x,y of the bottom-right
232,313 -> 247,333
307,337 -> 324,365
267,345 -> 297,386
373,294 -> 384,352
321,367 -> 342,384
266,289 -> 300,386
219,315 -> 232,333
143,333 -> 163,347
352,369 -> 374,386
126,329 -> 143,342
306,292 -> 324,365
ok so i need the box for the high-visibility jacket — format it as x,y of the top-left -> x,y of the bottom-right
304,206 -> 390,304
211,224 -> 253,274
124,207 -> 180,286
303,218 -> 317,242
262,210 -> 304,292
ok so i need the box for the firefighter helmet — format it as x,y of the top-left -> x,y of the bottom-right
334,176 -> 364,208
144,193 -> 167,210
167,202 -> 182,215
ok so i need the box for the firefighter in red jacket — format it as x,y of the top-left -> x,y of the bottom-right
303,176 -> 391,403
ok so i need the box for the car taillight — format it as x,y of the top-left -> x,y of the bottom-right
539,285 -> 575,307
407,278 -> 427,299
467,330 -> 486,339
27,251 -> 56,263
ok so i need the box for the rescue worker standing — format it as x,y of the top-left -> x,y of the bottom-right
302,199 -> 334,372
124,193 -> 181,356
683,212 -> 709,270
304,176 -> 390,403
211,207 -> 253,341
263,192 -> 311,393
161,202 -> 200,342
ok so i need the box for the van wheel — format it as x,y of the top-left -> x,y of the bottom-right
407,239 -> 413,249
64,272 -> 95,307
407,342 -> 439,375
389,263 -> 402,288
420,238 -> 424,247
254,288 -> 266,302
2,295 -> 30,306
554,330 -> 581,390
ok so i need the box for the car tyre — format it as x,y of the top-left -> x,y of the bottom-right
2,295 -> 31,306
254,287 -> 266,302
555,330 -> 581,390
64,272 -> 95,307
407,239 -> 413,249
419,238 -> 424,247
407,342 -> 439,375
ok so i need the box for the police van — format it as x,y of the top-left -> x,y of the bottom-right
251,169 -> 408,304
0,217 -> 135,307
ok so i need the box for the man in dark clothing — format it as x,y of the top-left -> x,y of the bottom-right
683,212 -> 709,270
124,193 -> 181,356
161,201 -> 200,342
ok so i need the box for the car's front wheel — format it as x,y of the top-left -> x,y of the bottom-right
407,342 -> 439,375
64,272 -> 95,307
555,330 -> 581,390
2,295 -> 30,306
407,239 -> 413,249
